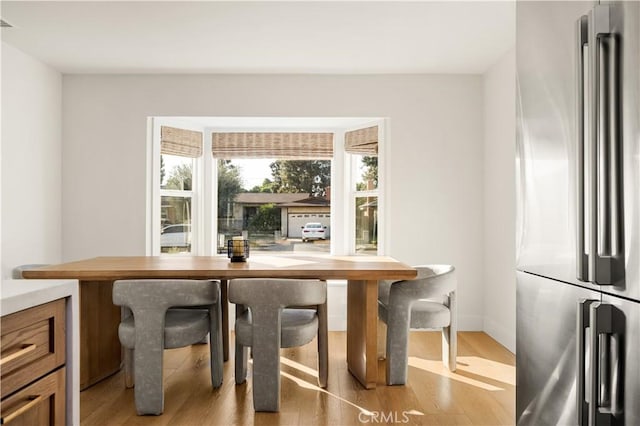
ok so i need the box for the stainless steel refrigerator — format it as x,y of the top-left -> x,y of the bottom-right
516,1 -> 639,425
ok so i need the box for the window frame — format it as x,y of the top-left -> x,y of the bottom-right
344,121 -> 385,256
148,118 -> 205,256
148,118 -> 387,257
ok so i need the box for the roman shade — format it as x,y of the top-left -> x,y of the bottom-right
344,126 -> 378,156
211,132 -> 333,159
161,126 -> 203,158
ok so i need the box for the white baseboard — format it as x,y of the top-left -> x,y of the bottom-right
483,317 -> 515,353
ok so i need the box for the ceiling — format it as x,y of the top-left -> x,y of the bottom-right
0,1 -> 515,75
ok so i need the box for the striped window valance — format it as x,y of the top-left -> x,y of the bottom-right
161,126 -> 203,158
344,126 -> 378,156
211,132 -> 334,159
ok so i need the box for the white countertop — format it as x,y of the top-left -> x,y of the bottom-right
1,279 -> 78,316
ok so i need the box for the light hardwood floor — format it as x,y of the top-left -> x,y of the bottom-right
81,332 -> 515,425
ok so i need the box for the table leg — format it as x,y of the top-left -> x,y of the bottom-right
346,279 -> 378,389
221,279 -> 229,362
79,280 -> 122,390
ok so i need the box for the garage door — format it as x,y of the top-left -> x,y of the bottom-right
288,213 -> 331,238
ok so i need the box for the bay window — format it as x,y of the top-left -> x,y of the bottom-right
148,119 -> 385,257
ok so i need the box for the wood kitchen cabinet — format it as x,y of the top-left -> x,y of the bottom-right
1,299 -> 66,425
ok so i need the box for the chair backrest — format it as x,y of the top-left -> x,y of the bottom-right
390,265 -> 456,300
229,279 -> 326,309
12,264 -> 49,279
113,279 -> 219,312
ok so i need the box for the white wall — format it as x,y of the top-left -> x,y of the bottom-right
62,74 -> 485,330
1,42 -> 62,279
482,49 -> 516,352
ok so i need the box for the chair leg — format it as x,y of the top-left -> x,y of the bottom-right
443,290 -> 457,371
251,307 -> 281,412
442,326 -> 457,372
124,347 -> 134,388
235,304 -> 249,385
133,311 -> 166,415
235,341 -> 249,384
209,303 -> 224,388
385,304 -> 411,385
317,302 -> 328,388
121,306 -> 135,388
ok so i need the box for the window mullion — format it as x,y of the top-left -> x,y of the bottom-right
203,132 -> 214,256
160,189 -> 194,198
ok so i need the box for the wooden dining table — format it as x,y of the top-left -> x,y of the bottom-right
23,254 -> 416,390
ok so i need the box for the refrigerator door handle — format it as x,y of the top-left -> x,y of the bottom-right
588,302 -> 616,426
576,15 -> 589,282
588,5 -> 625,286
609,331 -> 622,418
577,299 -> 596,426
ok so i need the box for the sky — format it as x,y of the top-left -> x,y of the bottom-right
231,159 -> 274,190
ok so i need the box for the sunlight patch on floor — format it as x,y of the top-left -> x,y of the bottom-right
280,370 -> 376,416
457,356 -> 515,385
266,358 -> 426,419
280,356 -> 319,378
249,357 -> 374,415
408,356 -> 515,391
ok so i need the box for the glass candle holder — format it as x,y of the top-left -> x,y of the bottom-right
227,239 -> 250,262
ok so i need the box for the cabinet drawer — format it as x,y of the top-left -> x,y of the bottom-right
1,299 -> 65,399
0,367 -> 65,426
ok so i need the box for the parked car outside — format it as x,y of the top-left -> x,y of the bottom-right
161,224 -> 191,249
301,222 -> 327,242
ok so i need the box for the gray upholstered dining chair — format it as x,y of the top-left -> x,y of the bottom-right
378,264 -> 457,385
229,278 -> 328,412
12,264 -> 49,278
112,279 -> 224,415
